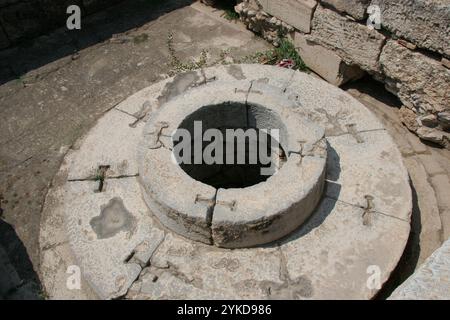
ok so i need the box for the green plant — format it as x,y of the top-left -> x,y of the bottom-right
222,9 -> 239,21
166,31 -> 307,74
274,38 -> 308,71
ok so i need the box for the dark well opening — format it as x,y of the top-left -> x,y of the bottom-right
172,103 -> 287,189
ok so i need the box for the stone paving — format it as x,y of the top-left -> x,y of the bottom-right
0,0 -> 449,300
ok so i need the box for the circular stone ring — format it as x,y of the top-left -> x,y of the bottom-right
138,81 -> 327,248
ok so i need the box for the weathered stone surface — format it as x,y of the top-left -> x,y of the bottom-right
438,112 -> 450,130
128,233 -> 283,299
309,5 -> 385,73
418,114 -> 439,128
380,40 -> 450,115
389,239 -> 450,300
375,0 -> 450,57
213,153 -> 326,248
321,0 -> 371,20
204,64 -> 296,90
442,57 -> 450,69
416,127 -> 450,148
326,130 -> 412,221
115,78 -> 171,117
139,147 -> 216,245
403,157 -> 443,264
399,106 -> 419,132
57,177 -> 165,299
38,65 -> 413,300
40,242 -> 98,300
280,198 -> 410,299
293,32 -> 365,86
63,109 -> 143,180
261,0 -> 318,33
285,70 -> 385,136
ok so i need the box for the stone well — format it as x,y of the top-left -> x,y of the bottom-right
40,64 -> 412,300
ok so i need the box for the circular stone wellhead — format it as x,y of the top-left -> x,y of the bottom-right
40,64 -> 412,300
138,81 -> 327,248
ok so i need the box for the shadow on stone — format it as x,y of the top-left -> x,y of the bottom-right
374,179 -> 421,300
264,143 -> 342,247
0,0 -> 194,85
0,219 -> 42,300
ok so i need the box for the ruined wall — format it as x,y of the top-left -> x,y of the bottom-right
0,0 -> 123,49
234,0 -> 450,147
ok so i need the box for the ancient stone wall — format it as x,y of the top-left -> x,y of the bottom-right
0,0 -> 123,49
234,0 -> 450,148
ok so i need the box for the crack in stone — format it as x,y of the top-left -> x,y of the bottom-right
346,123 -> 364,143
119,233 -> 167,300
67,173 -> 139,183
324,193 -> 410,224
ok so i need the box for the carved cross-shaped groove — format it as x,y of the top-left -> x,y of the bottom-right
145,121 -> 169,149
129,101 -> 153,128
362,195 -> 374,226
94,165 -> 110,193
346,123 -> 364,143
216,200 -> 237,211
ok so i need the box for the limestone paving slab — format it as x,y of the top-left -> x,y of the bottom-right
60,177 -> 165,299
128,233 -> 284,300
64,109 -> 143,180
326,130 -> 412,222
285,71 -> 385,136
279,197 -> 411,299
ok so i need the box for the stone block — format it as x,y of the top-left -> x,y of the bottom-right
262,0 -> 317,33
293,32 -> 365,86
380,40 -> 450,115
321,0 -> 371,20
375,0 -> 450,57
326,130 -> 412,222
389,239 -> 450,300
309,5 -> 385,73
430,174 -> 450,210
